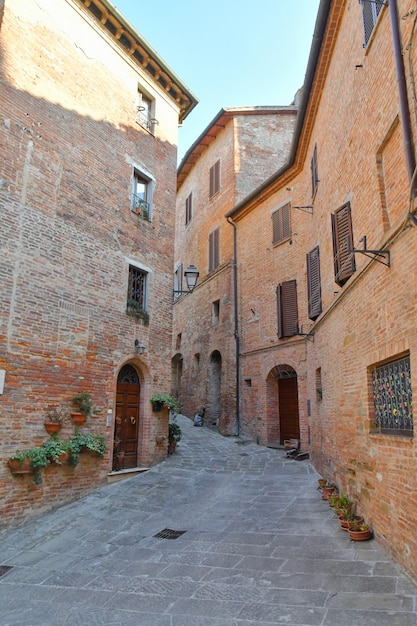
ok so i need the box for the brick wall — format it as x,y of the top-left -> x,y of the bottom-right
0,0 -> 181,526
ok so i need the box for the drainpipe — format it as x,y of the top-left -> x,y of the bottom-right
390,0 -> 416,181
227,216 -> 240,437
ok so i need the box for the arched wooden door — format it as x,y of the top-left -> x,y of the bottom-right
114,364 -> 140,470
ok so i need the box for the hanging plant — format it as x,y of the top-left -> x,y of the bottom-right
126,299 -> 150,325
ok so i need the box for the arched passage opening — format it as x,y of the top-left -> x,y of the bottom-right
171,353 -> 183,401
207,350 -> 222,427
266,364 -> 300,445
114,364 -> 141,470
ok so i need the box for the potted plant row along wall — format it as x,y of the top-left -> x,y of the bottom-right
316,480 -> 373,542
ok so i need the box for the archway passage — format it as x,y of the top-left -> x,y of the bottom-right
207,350 -> 222,427
267,364 -> 300,445
114,364 -> 140,470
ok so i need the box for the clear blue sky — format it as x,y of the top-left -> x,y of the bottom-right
112,0 -> 321,162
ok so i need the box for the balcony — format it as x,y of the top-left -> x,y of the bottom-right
136,108 -> 158,134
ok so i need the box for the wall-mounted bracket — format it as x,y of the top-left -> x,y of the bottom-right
292,205 -> 313,215
297,326 -> 314,342
347,235 -> 390,267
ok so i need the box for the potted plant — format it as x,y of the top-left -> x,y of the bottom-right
42,436 -> 69,465
71,391 -> 93,425
321,484 -> 336,500
44,407 -> 66,435
348,520 -> 373,541
150,392 -> 180,414
168,418 -> 181,454
68,432 -> 106,466
8,447 -> 49,484
126,299 -> 150,325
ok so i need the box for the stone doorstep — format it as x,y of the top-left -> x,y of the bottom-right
107,467 -> 149,483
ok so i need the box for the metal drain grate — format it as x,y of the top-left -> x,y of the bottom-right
154,528 -> 187,540
0,566 -> 13,578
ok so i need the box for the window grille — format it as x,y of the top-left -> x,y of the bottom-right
371,355 -> 413,436
360,0 -> 384,46
128,266 -> 147,310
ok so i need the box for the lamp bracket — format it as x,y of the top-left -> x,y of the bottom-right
347,235 -> 390,267
292,205 -> 313,215
297,326 -> 314,342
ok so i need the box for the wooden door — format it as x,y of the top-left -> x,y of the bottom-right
114,366 -> 140,470
278,376 -> 300,443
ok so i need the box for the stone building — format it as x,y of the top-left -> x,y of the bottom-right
0,0 -> 196,526
224,0 -> 417,583
173,106 -> 297,432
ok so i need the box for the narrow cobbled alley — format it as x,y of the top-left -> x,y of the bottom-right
1,415 -> 417,625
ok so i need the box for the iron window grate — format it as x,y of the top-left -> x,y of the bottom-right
154,528 -> 187,540
371,355 -> 413,434
0,566 -> 13,577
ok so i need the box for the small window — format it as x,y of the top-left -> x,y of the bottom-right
316,367 -> 322,401
212,300 -> 220,325
306,246 -> 322,320
176,333 -> 182,350
272,203 -> 291,245
132,170 -> 152,220
185,192 -> 193,225
277,279 -> 299,338
193,353 -> 200,376
136,90 -> 158,134
331,201 -> 356,286
360,0 -> 384,47
126,265 -> 148,321
209,160 -> 221,198
209,227 -> 220,272
370,354 -> 413,436
311,143 -> 319,197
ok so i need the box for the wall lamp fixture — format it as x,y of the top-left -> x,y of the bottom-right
134,339 -> 146,354
173,264 -> 199,297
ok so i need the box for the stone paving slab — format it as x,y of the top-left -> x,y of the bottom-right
1,414 -> 417,625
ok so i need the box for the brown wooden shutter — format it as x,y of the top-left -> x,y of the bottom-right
311,143 -> 318,197
272,203 -> 291,245
332,202 -> 356,286
185,193 -> 192,225
277,279 -> 298,338
209,228 -> 220,271
307,246 -> 322,320
209,160 -> 220,198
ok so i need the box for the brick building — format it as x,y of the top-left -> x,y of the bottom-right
223,0 -> 417,582
173,106 -> 297,432
0,0 -> 197,526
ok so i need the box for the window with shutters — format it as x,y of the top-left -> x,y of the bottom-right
209,160 -> 221,198
272,203 -> 291,245
277,279 -> 299,338
360,0 -> 384,47
311,143 -> 319,197
185,192 -> 193,225
209,228 -> 220,272
331,202 -> 356,286
306,246 -> 322,320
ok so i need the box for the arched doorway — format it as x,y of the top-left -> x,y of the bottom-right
114,364 -> 140,470
207,350 -> 222,427
267,364 -> 300,444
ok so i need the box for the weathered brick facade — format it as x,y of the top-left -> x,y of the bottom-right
0,0 -> 196,526
225,0 -> 417,583
173,108 -> 297,432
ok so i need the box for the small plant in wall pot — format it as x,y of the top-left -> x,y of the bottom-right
150,393 -> 180,414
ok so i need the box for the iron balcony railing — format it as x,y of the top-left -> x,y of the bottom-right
136,108 -> 159,133
131,195 -> 150,220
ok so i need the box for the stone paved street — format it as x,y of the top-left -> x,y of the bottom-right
1,415 -> 417,625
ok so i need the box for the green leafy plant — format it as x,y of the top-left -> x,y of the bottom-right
68,432 -> 106,466
10,447 -> 50,484
150,393 -> 180,414
126,299 -> 150,325
168,420 -> 182,443
71,391 -> 93,417
42,436 -> 69,464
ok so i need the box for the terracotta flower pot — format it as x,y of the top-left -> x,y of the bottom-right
321,486 -> 335,500
71,412 -> 86,426
318,478 -> 327,488
8,458 -> 34,476
44,422 -> 62,435
348,527 -> 372,541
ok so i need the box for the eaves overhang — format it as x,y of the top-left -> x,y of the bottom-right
177,106 -> 298,191
75,0 -> 198,123
225,0 -> 346,222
